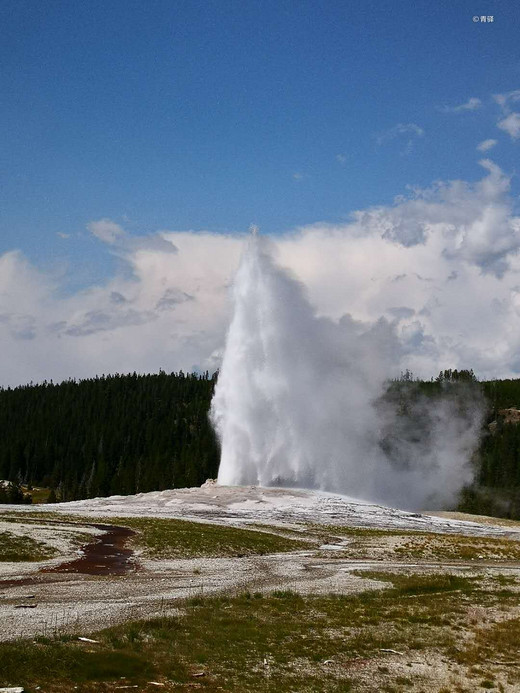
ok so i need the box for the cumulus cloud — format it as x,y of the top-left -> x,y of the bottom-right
87,219 -> 126,244
493,89 -> 520,110
2,159 -> 520,386
497,113 -> 520,139
441,97 -> 482,113
477,139 -> 497,152
493,90 -> 520,140
87,218 -> 178,254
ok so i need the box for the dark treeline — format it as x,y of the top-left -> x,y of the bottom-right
3,368 -> 520,518
0,371 -> 220,502
466,377 -> 520,518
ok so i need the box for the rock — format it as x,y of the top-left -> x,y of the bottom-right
499,408 -> 520,424
0,688 -> 25,692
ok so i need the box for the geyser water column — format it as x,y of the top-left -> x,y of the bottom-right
210,231 -> 485,509
210,231 -> 389,497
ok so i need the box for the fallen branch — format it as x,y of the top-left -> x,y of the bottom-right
380,648 -> 404,656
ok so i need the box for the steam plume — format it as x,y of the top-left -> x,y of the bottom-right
210,233 -> 484,509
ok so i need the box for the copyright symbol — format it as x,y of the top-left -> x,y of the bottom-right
472,15 -> 480,22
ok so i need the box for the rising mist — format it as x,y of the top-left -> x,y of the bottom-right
210,233 -> 484,510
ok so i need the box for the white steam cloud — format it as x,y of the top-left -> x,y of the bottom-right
211,233 -> 484,510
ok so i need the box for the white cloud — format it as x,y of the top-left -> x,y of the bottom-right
87,219 -> 126,244
376,122 -> 424,145
2,160 -> 520,386
441,97 -> 482,113
292,172 -> 304,181
336,154 -> 347,165
493,89 -> 520,110
497,112 -> 520,139
476,139 -> 497,152
493,90 -> 520,140
376,123 -> 424,155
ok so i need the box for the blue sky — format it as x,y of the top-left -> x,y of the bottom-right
2,0 -> 519,281
1,0 -> 520,385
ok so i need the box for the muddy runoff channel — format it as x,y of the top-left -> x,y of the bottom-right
43,523 -> 136,577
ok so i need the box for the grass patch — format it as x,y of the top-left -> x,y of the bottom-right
2,572 -> 518,691
106,516 -> 310,559
0,511 -> 66,524
393,534 -> 520,562
0,530 -> 57,562
21,486 -> 52,504
0,639 -> 153,690
307,523 -> 421,538
457,617 -> 520,677
0,512 -> 309,559
307,523 -> 520,562
352,571 -> 479,597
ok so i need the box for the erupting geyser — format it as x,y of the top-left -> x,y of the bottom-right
210,231 -> 484,510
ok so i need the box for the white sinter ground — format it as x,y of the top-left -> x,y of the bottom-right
41,482 -> 520,538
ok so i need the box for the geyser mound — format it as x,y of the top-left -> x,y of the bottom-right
211,233 -> 484,510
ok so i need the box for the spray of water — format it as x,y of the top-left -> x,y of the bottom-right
210,232 -> 484,509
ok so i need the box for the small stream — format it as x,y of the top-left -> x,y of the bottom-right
0,522 -> 137,589
43,524 -> 136,576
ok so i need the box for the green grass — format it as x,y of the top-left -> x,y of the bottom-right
4,510 -> 520,562
392,534 -> 520,561
457,617 -> 520,672
0,530 -> 57,562
353,570 -> 479,595
20,486 -> 53,504
106,516 -> 310,559
307,524 -> 420,538
0,511 -> 66,524
0,639 -> 153,690
0,512 -> 309,559
307,523 -> 520,562
2,571 -> 519,691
